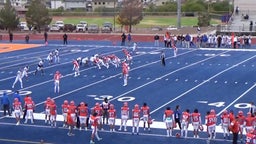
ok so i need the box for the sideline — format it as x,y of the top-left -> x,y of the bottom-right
0,138 -> 53,144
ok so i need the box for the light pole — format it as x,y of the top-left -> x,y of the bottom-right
113,0 -> 116,32
177,0 -> 181,29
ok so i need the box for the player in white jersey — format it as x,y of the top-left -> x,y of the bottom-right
21,65 -> 29,81
46,51 -> 54,65
72,59 -> 80,77
54,49 -> 60,64
132,42 -> 138,54
34,59 -> 44,75
12,69 -> 23,89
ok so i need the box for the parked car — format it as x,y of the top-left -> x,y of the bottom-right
101,22 -> 113,33
63,24 -> 76,32
76,24 -> 86,32
19,22 -> 29,31
152,26 -> 163,31
79,21 -> 88,30
88,24 -> 99,33
50,24 -> 60,32
55,21 -> 64,30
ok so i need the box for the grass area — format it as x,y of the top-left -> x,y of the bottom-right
52,16 -> 220,27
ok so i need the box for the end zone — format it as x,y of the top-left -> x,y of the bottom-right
0,44 -> 42,53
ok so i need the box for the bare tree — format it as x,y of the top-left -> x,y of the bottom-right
116,0 -> 143,33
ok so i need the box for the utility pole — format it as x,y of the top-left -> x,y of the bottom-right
113,0 -> 116,32
177,0 -> 181,29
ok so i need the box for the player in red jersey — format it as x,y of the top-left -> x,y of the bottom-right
132,104 -> 141,135
244,112 -> 255,133
49,99 -> 57,127
181,109 -> 190,138
221,110 -> 230,139
24,97 -> 35,124
119,102 -> 129,131
246,129 -> 256,144
78,102 -> 89,131
191,108 -> 202,138
141,103 -> 150,131
163,107 -> 175,137
108,104 -> 116,132
205,109 -> 217,140
237,111 -> 246,141
44,97 -> 52,124
92,102 -> 103,130
89,112 -> 103,144
62,100 -> 69,127
54,71 -> 62,93
13,98 -> 22,125
68,101 -> 77,128
72,59 -> 80,77
67,110 -> 75,136
122,61 -> 130,86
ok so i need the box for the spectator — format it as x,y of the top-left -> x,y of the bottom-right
249,21 -> 253,31
121,33 -> 126,46
1,91 -> 11,116
44,31 -> 48,43
154,33 -> 160,47
235,6 -> 239,15
185,33 -> 191,48
25,34 -> 29,44
63,33 -> 68,45
127,33 -> 132,46
9,32 -> 13,43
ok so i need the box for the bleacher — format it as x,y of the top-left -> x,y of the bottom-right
216,0 -> 256,35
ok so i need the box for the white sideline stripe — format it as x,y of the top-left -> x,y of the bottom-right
4,112 -> 247,134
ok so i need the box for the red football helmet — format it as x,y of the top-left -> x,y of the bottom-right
175,132 -> 181,138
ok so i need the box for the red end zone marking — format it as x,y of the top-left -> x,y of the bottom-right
0,44 -> 42,53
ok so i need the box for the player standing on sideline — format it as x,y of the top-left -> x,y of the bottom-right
67,110 -> 75,136
205,109 -> 217,140
163,107 -> 175,137
68,101 -> 77,129
108,104 -> 116,132
21,65 -> 29,81
44,97 -> 52,124
92,102 -> 103,130
77,102 -> 89,131
141,103 -> 150,131
122,61 -> 129,86
101,98 -> 110,125
244,112 -> 254,133
72,59 -> 80,77
172,39 -> 178,57
12,69 -> 23,89
13,98 -> 22,125
221,110 -> 231,139
191,108 -> 202,138
49,99 -> 57,127
237,111 -> 245,142
54,49 -> 60,64
119,102 -> 129,131
62,100 -> 69,127
90,112 -> 103,144
24,97 -> 35,124
160,51 -> 165,66
132,104 -> 141,135
181,109 -> 190,138
54,71 -> 62,93
245,129 -> 256,144
34,59 -> 44,75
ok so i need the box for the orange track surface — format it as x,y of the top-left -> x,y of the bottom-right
0,44 -> 41,53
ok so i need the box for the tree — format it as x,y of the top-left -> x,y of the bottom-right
116,0 -> 143,33
198,12 -> 211,27
0,0 -> 20,33
25,0 -> 52,33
